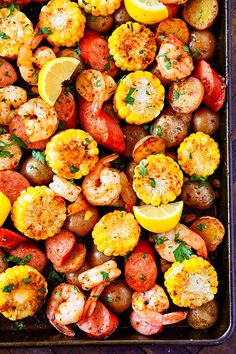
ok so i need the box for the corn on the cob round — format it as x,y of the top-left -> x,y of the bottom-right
164,255 -> 218,308
114,71 -> 165,125
11,186 -> 66,240
0,8 -> 34,59
45,129 -> 99,180
177,132 -> 220,177
78,0 -> 122,16
0,134 -> 22,171
0,265 -> 48,320
92,210 -> 140,256
133,154 -> 183,206
108,22 -> 157,71
38,0 -> 86,47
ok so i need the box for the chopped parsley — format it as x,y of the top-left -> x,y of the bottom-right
70,165 -> 80,174
142,253 -> 147,259
174,90 -> 180,100
173,241 -> 193,263
3,254 -> 32,265
139,161 -> 147,178
125,87 -> 136,105
7,4 -> 20,17
32,150 -> 45,164
0,32 -> 10,39
158,35 -> 166,41
23,278 -> 31,284
182,45 -> 191,55
154,236 -> 166,245
196,223 -> 207,232
0,127 -> 7,135
165,62 -> 171,70
11,134 -> 27,149
35,27 -> 53,36
58,120 -> 67,131
2,284 -> 14,293
140,274 -> 146,280
105,296 -> 113,303
101,271 -> 109,281
190,174 -> 208,187
15,321 -> 25,330
156,125 -> 163,137
149,177 -> 156,188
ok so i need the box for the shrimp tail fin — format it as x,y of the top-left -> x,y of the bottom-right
80,283 -> 107,323
49,319 -> 75,337
162,311 -> 188,325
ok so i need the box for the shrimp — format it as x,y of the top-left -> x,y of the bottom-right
119,171 -> 137,212
156,35 -> 194,81
82,154 -> 122,206
0,86 -> 27,125
17,33 -> 56,86
0,134 -> 22,171
16,97 -> 58,142
46,283 -> 86,337
132,284 -> 187,327
153,223 -> 208,263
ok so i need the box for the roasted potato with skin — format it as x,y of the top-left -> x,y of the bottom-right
20,156 -> 53,186
66,261 -> 90,287
190,216 -> 225,252
152,108 -> 192,148
188,300 -> 219,329
125,160 -> 138,180
132,136 -> 166,164
181,180 -> 215,210
182,0 -> 218,30
121,124 -> 148,159
0,249 -> 8,273
88,244 -> 116,267
156,18 -> 190,46
86,14 -> 114,33
103,102 -> 120,124
192,107 -> 220,135
64,206 -> 99,237
114,5 -> 132,27
189,30 -> 216,62
168,77 -> 204,114
101,279 -> 133,313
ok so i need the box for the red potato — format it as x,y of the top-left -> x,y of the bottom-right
54,88 -> 77,129
101,279 -> 133,313
121,124 -> 148,159
0,58 -> 17,88
78,96 -> 125,154
0,170 -> 30,204
132,135 -> 166,164
53,243 -> 86,273
0,228 -> 26,249
182,0 -> 218,30
192,107 -> 220,135
88,244 -> 115,267
77,301 -> 119,338
7,240 -> 47,272
156,18 -> 190,46
193,60 -> 226,112
168,77 -> 204,114
130,310 -> 162,335
125,239 -> 158,292
189,30 -> 216,62
45,230 -> 76,267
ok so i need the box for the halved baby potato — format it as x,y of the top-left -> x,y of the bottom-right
156,18 -> 190,46
132,136 -> 166,163
182,0 -> 218,30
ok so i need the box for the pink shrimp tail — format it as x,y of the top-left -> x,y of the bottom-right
162,311 -> 188,325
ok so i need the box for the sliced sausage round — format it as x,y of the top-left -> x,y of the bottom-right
0,170 -> 30,204
53,243 -> 86,274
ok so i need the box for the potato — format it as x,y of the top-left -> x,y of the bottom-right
66,261 -> 90,287
101,279 -> 133,313
88,244 -> 115,267
114,5 -> 132,26
86,14 -> 114,33
64,206 -> 99,237
188,300 -> 219,329
181,180 -> 215,210
192,107 -> 220,135
162,0 -> 188,3
189,30 -> 216,62
156,18 -> 190,46
0,249 -> 8,273
124,160 -> 138,180
168,77 -> 204,114
121,124 -> 148,159
190,216 -> 225,252
152,108 -> 192,148
20,156 -> 53,186
182,0 -> 218,30
132,135 -> 166,163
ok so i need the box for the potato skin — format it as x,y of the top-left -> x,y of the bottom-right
192,107 -> 220,135
86,15 -> 114,33
88,244 -> 115,267
0,249 -> 8,273
189,30 -> 216,62
20,156 -> 53,186
182,0 -> 218,30
101,279 -> 133,313
121,124 -> 148,159
181,181 -> 215,210
66,261 -> 90,287
132,135 -> 166,163
114,5 -> 132,26
64,206 -> 99,237
124,160 -> 138,181
188,300 -> 219,329
103,102 -> 120,124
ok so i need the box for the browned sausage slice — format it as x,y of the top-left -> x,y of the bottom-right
0,170 -> 30,204
0,58 -> 17,88
45,229 -> 76,267
53,243 -> 86,273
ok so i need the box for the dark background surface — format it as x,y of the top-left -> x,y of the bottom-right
0,1 -> 235,353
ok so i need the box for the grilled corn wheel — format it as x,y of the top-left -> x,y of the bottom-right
114,71 -> 165,125
78,0 -> 122,16
133,154 -> 183,206
11,186 -> 66,240
164,255 -> 218,308
92,210 -> 140,256
45,129 -> 99,180
177,132 -> 220,177
0,8 -> 34,59
0,134 -> 22,171
38,0 -> 86,47
0,265 -> 48,320
108,22 -> 157,71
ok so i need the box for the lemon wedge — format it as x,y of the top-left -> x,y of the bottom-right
0,192 -> 11,226
133,201 -> 183,233
124,0 -> 168,25
38,57 -> 79,106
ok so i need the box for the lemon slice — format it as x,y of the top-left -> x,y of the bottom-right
124,0 -> 168,25
133,201 -> 183,233
38,57 -> 79,106
0,192 -> 11,226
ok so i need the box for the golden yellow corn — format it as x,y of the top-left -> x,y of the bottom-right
78,0 -> 122,16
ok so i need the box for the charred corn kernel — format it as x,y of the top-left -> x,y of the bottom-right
108,22 -> 157,71
0,265 -> 48,320
49,175 -> 81,202
133,154 -> 183,206
177,132 -> 220,177
0,8 -> 33,59
92,210 -> 140,256
39,0 -> 86,47
45,129 -> 99,180
0,192 -> 11,227
164,255 -> 218,308
78,0 -> 122,16
114,71 -> 165,125
11,186 -> 66,240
